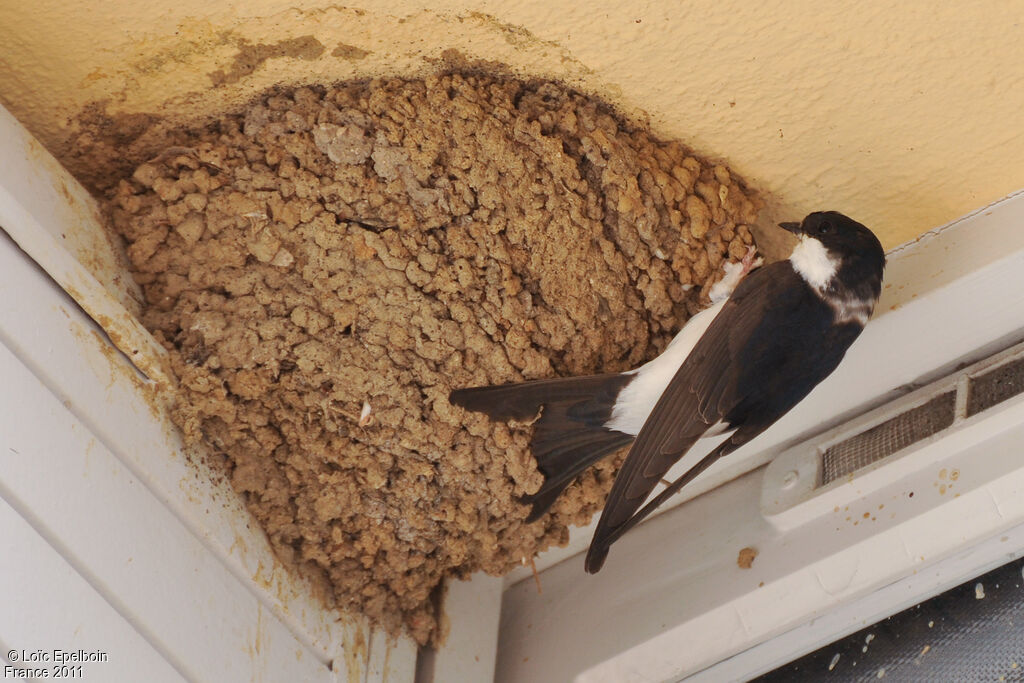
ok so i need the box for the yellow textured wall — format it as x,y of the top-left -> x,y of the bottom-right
1,0 -> 1022,249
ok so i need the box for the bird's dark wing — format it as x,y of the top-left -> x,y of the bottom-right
586,261 -> 853,571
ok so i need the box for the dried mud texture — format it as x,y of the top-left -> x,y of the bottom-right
737,546 -> 758,569
107,73 -> 760,644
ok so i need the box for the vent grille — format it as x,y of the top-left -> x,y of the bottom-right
968,356 -> 1024,417
765,340 -> 1024,523
821,392 -> 957,485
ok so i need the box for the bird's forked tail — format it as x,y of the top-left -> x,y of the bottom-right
449,373 -> 634,521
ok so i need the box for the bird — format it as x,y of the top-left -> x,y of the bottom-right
450,211 -> 885,572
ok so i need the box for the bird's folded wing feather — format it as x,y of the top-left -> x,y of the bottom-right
591,262 -> 797,540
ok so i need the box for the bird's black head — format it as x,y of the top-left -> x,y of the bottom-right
779,210 -> 885,302
779,211 -> 882,258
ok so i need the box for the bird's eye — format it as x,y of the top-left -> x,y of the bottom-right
819,223 -> 831,234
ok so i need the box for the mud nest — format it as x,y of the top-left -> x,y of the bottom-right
107,73 -> 760,644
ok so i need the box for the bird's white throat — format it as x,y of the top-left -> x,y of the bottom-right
791,236 -> 873,325
790,236 -> 838,290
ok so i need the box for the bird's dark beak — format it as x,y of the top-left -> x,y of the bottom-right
778,221 -> 802,235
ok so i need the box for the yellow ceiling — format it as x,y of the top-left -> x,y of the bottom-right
1,0 -> 1022,250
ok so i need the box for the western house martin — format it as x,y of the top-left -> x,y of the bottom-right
450,211 -> 885,572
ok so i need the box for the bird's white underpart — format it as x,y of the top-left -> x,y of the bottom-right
605,252 -> 760,436
604,299 -> 727,435
790,236 -> 839,291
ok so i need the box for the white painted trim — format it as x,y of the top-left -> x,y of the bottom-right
360,627 -> 419,683
693,517 -> 1024,681
0,336 -> 336,681
0,498 -> 185,682
430,574 -> 504,682
0,103 -> 172,388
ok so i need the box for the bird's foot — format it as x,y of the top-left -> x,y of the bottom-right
740,245 -> 763,275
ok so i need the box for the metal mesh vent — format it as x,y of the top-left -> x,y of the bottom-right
821,392 -> 957,485
967,356 -> 1024,417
